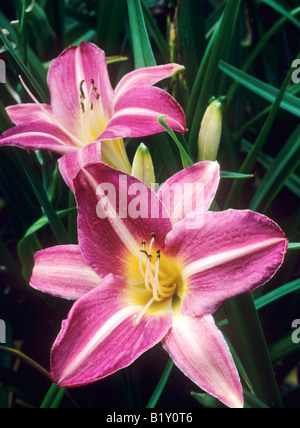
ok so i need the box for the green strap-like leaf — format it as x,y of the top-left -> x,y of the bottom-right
187,0 -> 242,155
0,27 -> 48,103
261,0 -> 300,30
127,0 -> 156,68
288,243 -> 300,250
219,61 -> 300,117
250,124 -> 300,212
255,278 -> 300,311
157,115 -> 194,169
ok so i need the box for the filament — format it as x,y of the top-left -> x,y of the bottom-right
134,234 -> 177,326
133,297 -> 155,326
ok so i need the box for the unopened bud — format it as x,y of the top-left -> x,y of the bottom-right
198,98 -> 223,162
131,143 -> 156,189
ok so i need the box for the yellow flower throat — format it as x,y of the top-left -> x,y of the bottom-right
127,233 -> 183,326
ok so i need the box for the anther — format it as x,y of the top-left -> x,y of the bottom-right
91,79 -> 101,100
139,250 -> 152,260
80,80 -> 86,100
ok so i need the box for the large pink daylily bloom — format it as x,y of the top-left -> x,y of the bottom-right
30,162 -> 288,408
0,41 -> 187,173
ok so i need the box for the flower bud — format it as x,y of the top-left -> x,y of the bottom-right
198,98 -> 223,162
131,143 -> 156,189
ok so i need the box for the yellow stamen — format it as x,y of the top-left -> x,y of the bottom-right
133,234 -> 178,326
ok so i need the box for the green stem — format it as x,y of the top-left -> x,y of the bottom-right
225,294 -> 283,408
146,359 -> 174,409
49,387 -> 67,409
40,383 -> 66,409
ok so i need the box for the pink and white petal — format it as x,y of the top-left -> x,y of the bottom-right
165,210 -> 288,317
0,121 -> 77,154
99,86 -> 187,140
58,141 -> 102,191
48,42 -> 115,137
163,314 -> 243,409
30,245 -> 101,300
158,161 -> 220,225
74,163 -> 172,278
115,63 -> 185,99
51,274 -> 173,387
7,104 -> 53,125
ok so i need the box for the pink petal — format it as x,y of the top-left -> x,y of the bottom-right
7,104 -> 53,125
48,42 -> 115,137
74,163 -> 172,278
30,245 -> 101,300
51,274 -> 173,387
99,86 -> 187,141
0,121 -> 77,153
58,141 -> 102,191
115,63 -> 185,99
163,314 -> 244,409
165,210 -> 288,317
158,161 -> 220,225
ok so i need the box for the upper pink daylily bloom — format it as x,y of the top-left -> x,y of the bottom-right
30,161 -> 288,408
0,41 -> 187,173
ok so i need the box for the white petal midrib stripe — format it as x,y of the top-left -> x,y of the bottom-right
59,305 -> 141,383
86,170 -> 140,256
181,237 -> 283,280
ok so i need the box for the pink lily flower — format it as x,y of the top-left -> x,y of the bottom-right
30,162 -> 288,408
0,42 -> 186,173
